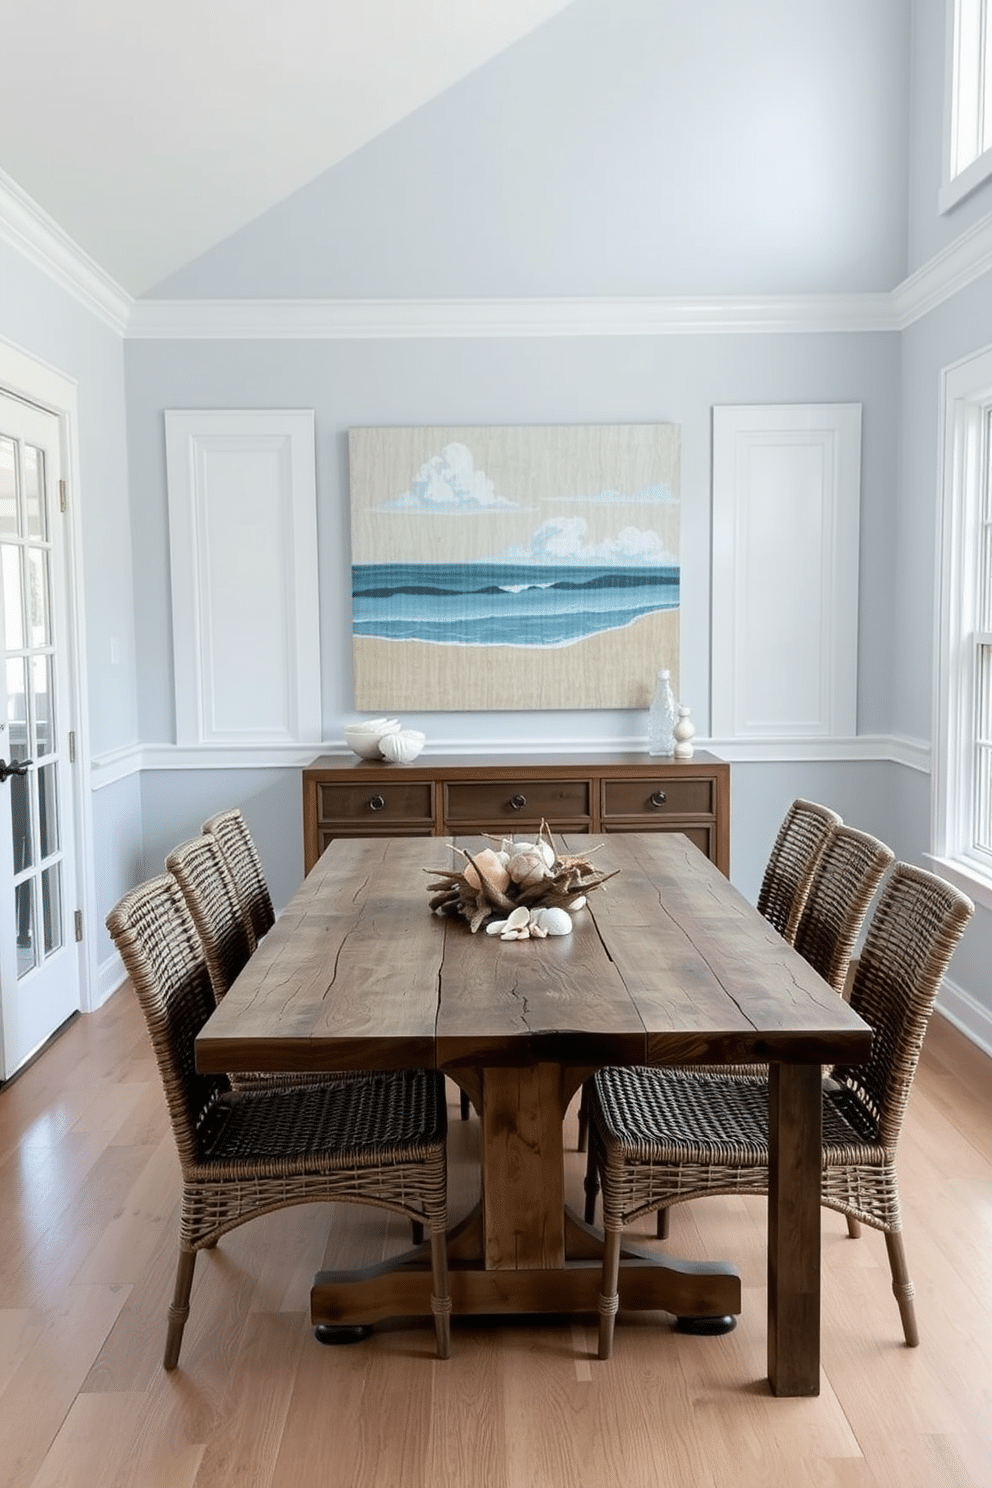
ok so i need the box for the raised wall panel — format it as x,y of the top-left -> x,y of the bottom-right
711,404 -> 861,741
165,410 -> 320,746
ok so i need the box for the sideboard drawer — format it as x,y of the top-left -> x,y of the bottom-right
315,781 -> 435,828
602,776 -> 716,821
302,752 -> 729,876
444,778 -> 591,825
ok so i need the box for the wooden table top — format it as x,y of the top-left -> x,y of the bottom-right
195,833 -> 872,1078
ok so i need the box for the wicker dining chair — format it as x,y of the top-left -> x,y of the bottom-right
166,834 -> 252,1005
106,873 -> 452,1368
647,822 -> 894,1239
202,807 -> 275,950
576,816 -> 886,1158
757,797 -> 844,944
575,798 -> 843,1155
790,822 -> 895,997
582,862 -> 974,1360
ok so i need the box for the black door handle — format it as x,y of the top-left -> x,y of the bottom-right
0,757 -> 33,784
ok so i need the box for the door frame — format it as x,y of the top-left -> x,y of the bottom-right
0,334 -> 93,1015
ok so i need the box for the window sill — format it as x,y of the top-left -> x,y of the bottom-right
926,853 -> 992,913
939,144 -> 992,213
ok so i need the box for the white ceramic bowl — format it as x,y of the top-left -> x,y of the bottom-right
347,716 -> 398,734
344,720 -> 401,758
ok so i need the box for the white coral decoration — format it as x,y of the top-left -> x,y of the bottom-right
425,820 -> 617,933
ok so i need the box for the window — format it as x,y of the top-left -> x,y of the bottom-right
941,0 -> 992,211
934,346 -> 992,904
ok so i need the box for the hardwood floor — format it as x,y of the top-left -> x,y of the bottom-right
1,989 -> 989,1488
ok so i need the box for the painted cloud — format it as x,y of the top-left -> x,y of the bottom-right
379,442 -> 518,512
494,517 -> 676,566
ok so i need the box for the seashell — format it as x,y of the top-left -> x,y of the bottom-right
508,849 -> 550,889
379,728 -> 426,763
486,918 -> 509,935
530,906 -> 572,936
570,895 -> 587,912
463,848 -> 511,893
505,906 -> 531,931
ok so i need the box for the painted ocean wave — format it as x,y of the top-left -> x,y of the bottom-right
352,562 -> 679,648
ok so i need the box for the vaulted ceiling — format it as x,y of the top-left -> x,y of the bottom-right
0,0 -> 575,296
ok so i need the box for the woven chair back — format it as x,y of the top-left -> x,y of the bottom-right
106,874 -> 231,1169
833,862 -> 974,1148
166,834 -> 253,1003
756,798 -> 843,944
792,824 -> 894,994
202,807 -> 275,949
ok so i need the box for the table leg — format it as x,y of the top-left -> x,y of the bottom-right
481,1063 -> 565,1269
311,1060 -> 740,1331
767,1061 -> 822,1396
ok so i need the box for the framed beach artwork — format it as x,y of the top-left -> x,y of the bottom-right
348,424 -> 680,711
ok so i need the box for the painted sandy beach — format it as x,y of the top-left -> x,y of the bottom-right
353,607 -> 680,712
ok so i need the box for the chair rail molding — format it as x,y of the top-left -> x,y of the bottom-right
87,733 -> 931,785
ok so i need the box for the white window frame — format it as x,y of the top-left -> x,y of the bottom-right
940,0 -> 992,212
932,344 -> 992,910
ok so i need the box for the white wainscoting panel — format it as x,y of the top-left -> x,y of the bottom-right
711,404 -> 862,741
164,410 -> 320,746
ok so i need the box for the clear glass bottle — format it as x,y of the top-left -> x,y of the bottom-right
647,668 -> 677,756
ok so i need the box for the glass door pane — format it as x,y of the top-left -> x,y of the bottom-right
0,390 -> 78,1065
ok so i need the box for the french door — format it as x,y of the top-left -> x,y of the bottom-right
0,390 -> 79,1078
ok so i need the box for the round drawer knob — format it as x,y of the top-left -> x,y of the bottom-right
509,793 -> 528,811
649,791 -> 668,808
368,794 -> 386,812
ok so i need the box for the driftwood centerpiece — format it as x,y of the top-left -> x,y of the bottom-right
426,822 -> 617,936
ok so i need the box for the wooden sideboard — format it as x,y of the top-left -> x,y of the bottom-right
302,751 -> 729,876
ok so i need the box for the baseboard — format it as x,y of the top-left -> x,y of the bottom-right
936,977 -> 992,1059
93,954 -> 127,1010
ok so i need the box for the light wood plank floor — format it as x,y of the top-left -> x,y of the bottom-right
1,988 -> 989,1488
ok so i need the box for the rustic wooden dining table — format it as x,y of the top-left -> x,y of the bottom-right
194,831 -> 872,1396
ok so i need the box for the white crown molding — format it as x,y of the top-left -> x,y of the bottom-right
2,153 -> 987,343
893,209 -> 992,328
0,168 -> 132,335
125,292 -> 897,340
2,163 -> 988,343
